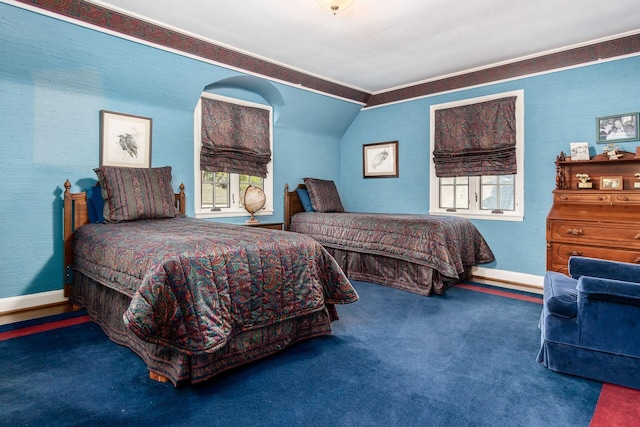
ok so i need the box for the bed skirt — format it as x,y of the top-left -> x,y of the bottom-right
70,273 -> 335,386
326,248 -> 470,296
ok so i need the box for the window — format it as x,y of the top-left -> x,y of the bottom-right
194,93 -> 273,218
429,90 -> 524,221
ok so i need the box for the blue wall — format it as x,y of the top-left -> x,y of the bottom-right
2,3 -> 639,301
0,4 -> 360,300
340,57 -> 640,275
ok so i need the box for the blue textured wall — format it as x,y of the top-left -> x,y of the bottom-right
2,2 -> 639,301
340,56 -> 640,275
0,4 -> 360,299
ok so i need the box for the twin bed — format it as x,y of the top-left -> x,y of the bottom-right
284,178 -> 495,297
63,169 -> 493,386
63,167 -> 357,386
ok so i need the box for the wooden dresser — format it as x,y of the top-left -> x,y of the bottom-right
546,151 -> 640,275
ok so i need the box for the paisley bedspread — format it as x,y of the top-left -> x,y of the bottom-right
73,217 -> 358,355
291,212 -> 495,283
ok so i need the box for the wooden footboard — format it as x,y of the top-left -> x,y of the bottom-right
284,183 -> 305,231
62,179 -> 186,295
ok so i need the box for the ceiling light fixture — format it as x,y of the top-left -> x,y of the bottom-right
317,0 -> 353,15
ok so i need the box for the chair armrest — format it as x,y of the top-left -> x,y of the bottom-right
577,276 -> 640,304
569,256 -> 640,283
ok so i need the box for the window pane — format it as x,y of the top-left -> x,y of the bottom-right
481,176 -> 497,185
439,177 -> 468,210
202,172 -> 229,208
240,175 -> 264,195
481,184 -> 497,210
440,186 -> 454,208
455,186 -> 468,209
499,175 -> 514,185
499,186 -> 514,210
481,174 -> 515,211
440,177 -> 454,185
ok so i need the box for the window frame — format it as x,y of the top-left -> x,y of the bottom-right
193,93 -> 274,219
429,90 -> 525,222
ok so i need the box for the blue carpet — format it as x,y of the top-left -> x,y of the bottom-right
0,281 -> 601,426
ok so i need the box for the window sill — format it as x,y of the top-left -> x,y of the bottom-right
195,208 -> 274,220
429,210 -> 524,222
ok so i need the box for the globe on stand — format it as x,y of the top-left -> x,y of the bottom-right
241,185 -> 266,224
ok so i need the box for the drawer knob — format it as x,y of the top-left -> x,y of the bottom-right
634,257 -> 640,264
634,234 -> 640,240
566,229 -> 584,236
623,197 -> 630,201
597,196 -> 604,201
560,196 -> 568,201
567,250 -> 583,256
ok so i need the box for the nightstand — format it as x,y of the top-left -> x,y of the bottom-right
243,222 -> 283,230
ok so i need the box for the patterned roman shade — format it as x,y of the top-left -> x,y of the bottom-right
200,97 -> 271,178
433,96 -> 517,177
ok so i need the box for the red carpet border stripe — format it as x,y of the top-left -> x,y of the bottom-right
457,283 -> 543,304
590,383 -> 640,426
0,315 -> 91,341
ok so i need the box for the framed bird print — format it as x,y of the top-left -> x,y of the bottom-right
363,140 -> 398,178
100,110 -> 152,168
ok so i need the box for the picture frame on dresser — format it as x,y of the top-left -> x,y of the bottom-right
600,176 -> 623,190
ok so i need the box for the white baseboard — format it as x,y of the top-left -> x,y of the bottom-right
472,266 -> 544,290
0,269 -> 544,314
0,290 -> 68,314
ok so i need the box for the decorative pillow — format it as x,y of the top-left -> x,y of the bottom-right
303,178 -> 344,213
86,185 -> 105,223
95,166 -> 178,222
296,188 -> 315,212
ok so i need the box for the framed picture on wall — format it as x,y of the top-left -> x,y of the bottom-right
596,113 -> 639,144
100,110 -> 152,168
363,141 -> 398,178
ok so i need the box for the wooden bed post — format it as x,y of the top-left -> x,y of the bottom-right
63,180 -> 89,296
175,182 -> 186,216
284,183 -> 305,231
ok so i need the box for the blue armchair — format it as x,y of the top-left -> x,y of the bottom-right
537,256 -> 640,389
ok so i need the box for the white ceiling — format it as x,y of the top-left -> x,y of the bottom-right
90,0 -> 640,94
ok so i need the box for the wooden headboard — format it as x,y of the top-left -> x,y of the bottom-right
284,183 -> 306,231
62,179 -> 186,294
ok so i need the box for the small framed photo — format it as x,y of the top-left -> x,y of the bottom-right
569,142 -> 590,161
596,113 -> 639,144
600,176 -> 623,190
100,110 -> 152,168
363,141 -> 398,178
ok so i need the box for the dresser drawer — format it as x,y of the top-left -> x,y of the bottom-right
554,192 -> 610,204
612,193 -> 640,205
548,242 -> 640,266
548,220 -> 640,249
